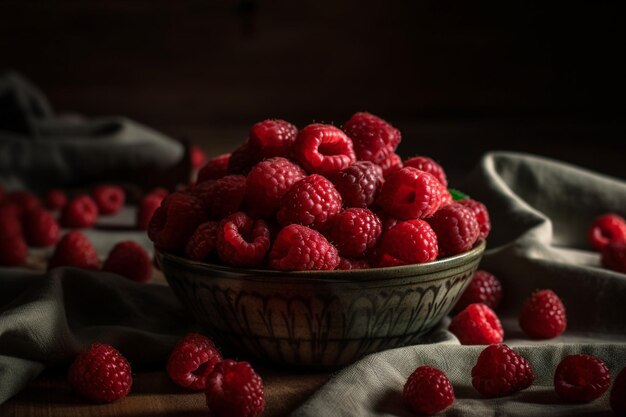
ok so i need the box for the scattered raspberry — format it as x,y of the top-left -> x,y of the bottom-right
205,360 -> 265,417
343,112 -> 400,164
449,303 -> 503,345
403,366 -> 454,415
191,145 -> 207,170
554,354 -> 611,403
48,231 -> 99,270
147,192 -> 206,251
294,124 -> 356,174
519,289 -> 566,339
0,205 -> 23,238
611,367 -> 626,414
167,333 -> 222,391
277,174 -> 342,231
601,241 -> 626,273
329,161 -> 384,208
102,241 -> 152,282
197,153 -> 230,182
337,257 -> 370,270
228,140 -> 258,175
23,207 -> 60,247
0,234 -> 27,266
427,202 -> 480,257
44,189 -> 67,211
379,219 -> 438,265
92,185 -> 125,215
249,119 -> 298,159
453,270 -> 503,314
136,193 -> 164,231
60,195 -> 99,228
216,212 -> 270,268
268,224 -> 339,271
6,191 -> 40,213
377,167 -> 443,220
458,198 -> 491,240
192,175 -> 247,220
404,156 -> 448,187
472,344 -> 534,397
68,343 -> 132,403
185,221 -> 219,261
378,152 -> 403,178
588,213 -> 626,250
327,208 -> 382,258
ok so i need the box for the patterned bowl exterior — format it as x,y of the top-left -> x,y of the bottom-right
158,240 -> 485,368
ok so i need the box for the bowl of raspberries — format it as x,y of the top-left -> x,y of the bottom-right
150,113 -> 490,367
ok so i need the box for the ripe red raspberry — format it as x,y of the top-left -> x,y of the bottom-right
449,303 -> 503,345
192,175 -> 246,220
427,202 -> 480,257
102,241 -> 152,282
294,124 -> 356,174
343,112 -> 400,164
167,333 -> 222,391
379,152 -> 403,178
245,157 -> 306,218
0,234 -> 27,266
611,367 -> 626,414
379,219 -> 438,265
191,145 -> 207,170
216,212 -> 270,268
148,192 -> 206,251
0,205 -> 23,238
588,213 -> 626,250
329,161 -> 384,208
48,231 -> 99,270
404,156 -> 448,187
472,344 -> 534,397
248,119 -> 298,159
377,167 -> 443,220
519,289 -> 566,339
601,241 -> 626,273
269,224 -> 339,271
403,366 -> 454,415
68,343 -> 132,403
277,174 -> 342,231
458,198 -> 491,240
453,270 -> 503,314
337,257 -> 370,270
23,207 -> 60,247
92,185 -> 125,215
228,140 -> 258,175
44,188 -> 67,211
554,354 -> 611,403
205,360 -> 265,417
60,195 -> 99,228
136,193 -> 164,231
185,221 -> 219,261
197,153 -> 230,182
328,208 -> 382,258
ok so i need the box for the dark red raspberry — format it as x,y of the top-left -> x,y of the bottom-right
294,124 -> 356,174
403,366 -> 454,415
191,145 -> 207,170
449,303 -> 503,345
228,140 -> 258,175
611,367 -> 626,414
192,175 -> 247,220
49,231 -> 99,270
6,191 -> 41,213
245,157 -> 306,218
554,354 -> 611,403
269,224 -> 339,271
379,152 -> 403,178
377,167 -> 443,220
23,207 -> 60,247
102,241 -> 152,282
216,212 -> 270,268
205,360 -> 265,417
453,270 -> 503,314
472,344 -> 534,397
327,208 -> 382,258
0,234 -> 27,266
601,241 -> 626,273
343,112 -> 400,164
0,205 -> 23,238
167,333 -> 222,391
519,289 -> 566,339
185,221 -> 219,261
378,219 -> 438,265
588,213 -> 626,250
277,174 -> 342,231
60,195 -> 99,228
458,198 -> 491,240
198,153 -> 230,183
337,257 -> 370,270
136,193 -> 164,231
44,189 -> 67,211
329,161 -> 384,208
92,185 -> 125,215
248,119 -> 298,159
147,192 -> 206,251
404,156 -> 448,187
427,202 -> 480,257
68,343 -> 132,403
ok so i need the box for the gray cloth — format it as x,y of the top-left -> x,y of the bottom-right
292,152 -> 626,417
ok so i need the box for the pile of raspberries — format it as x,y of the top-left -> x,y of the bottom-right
148,112 -> 490,271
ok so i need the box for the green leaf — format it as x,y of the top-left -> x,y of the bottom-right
448,188 -> 469,201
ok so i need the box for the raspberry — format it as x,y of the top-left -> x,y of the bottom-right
185,221 -> 219,261
294,124 -> 356,174
92,185 -> 125,215
268,224 -> 339,271
44,189 -> 67,211
404,156 -> 448,187
588,213 -> 626,250
191,145 -> 207,170
248,119 -> 298,159
148,192 -> 206,251
102,241 -> 152,282
337,257 -> 370,270
453,270 -> 503,314
377,167 -> 443,220
205,360 -> 265,417
167,333 -> 222,391
48,231 -> 99,270
228,140 -> 258,175
0,205 -> 23,238
192,175 -> 247,220
329,161 -> 384,208
458,198 -> 491,240
245,157 -> 306,218
60,195 -> 99,228
427,202 -> 480,257
23,207 -> 60,247
136,193 -> 164,231
554,354 -> 611,403
378,152 -> 403,178
327,208 -> 382,258
0,234 -> 27,266
519,289 -> 566,339
343,112 -> 400,163
379,219 -> 438,265
403,366 -> 454,415
216,212 -> 270,268
198,153 -> 230,182
449,303 -> 503,345
611,367 -> 626,414
277,174 -> 342,231
601,241 -> 626,273
68,343 -> 132,403
471,344 -> 534,397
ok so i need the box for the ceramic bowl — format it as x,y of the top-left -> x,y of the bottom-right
157,240 -> 485,368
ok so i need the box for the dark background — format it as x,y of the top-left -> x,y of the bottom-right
1,0 -> 624,181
